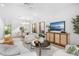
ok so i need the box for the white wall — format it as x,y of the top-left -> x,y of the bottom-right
0,17 -> 4,40
0,3 -> 79,44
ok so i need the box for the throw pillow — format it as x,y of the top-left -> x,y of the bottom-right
65,45 -> 79,56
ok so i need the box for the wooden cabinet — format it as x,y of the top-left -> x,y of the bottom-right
46,32 -> 69,47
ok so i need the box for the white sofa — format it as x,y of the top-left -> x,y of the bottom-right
24,33 -> 37,44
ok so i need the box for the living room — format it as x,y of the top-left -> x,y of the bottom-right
0,3 -> 79,56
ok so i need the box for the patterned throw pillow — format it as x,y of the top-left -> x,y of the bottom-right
67,46 -> 76,54
65,45 -> 79,56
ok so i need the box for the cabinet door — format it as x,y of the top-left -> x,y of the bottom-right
61,34 -> 67,46
50,33 -> 54,43
55,33 -> 60,44
46,32 -> 50,42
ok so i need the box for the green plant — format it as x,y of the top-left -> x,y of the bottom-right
4,24 -> 11,35
72,15 -> 79,34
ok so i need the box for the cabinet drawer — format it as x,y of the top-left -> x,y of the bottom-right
50,33 -> 54,43
55,34 -> 60,44
61,34 -> 67,46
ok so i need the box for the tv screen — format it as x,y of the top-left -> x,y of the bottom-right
50,21 -> 65,31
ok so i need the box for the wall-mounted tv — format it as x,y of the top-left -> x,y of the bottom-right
50,21 -> 65,31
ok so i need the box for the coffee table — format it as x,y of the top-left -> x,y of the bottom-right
31,40 -> 50,56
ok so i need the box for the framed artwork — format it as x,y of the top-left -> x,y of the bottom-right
50,21 -> 65,32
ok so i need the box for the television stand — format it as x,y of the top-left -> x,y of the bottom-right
46,32 -> 69,47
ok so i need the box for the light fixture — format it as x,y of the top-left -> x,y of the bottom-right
21,22 -> 30,27
24,3 -> 33,8
23,21 -> 30,24
18,16 -> 25,19
26,22 -> 30,25
17,16 -> 33,21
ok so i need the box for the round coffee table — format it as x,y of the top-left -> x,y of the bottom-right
31,39 -> 50,56
36,40 -> 50,56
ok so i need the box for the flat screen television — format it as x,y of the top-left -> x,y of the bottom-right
50,21 -> 65,31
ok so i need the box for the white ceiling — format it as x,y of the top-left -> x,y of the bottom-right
0,3 -> 79,22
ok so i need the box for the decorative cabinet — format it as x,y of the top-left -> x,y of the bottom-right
46,32 -> 69,47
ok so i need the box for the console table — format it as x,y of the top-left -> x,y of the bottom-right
46,32 -> 70,47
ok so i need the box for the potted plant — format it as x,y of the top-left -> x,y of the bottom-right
72,15 -> 79,34
4,24 -> 11,35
